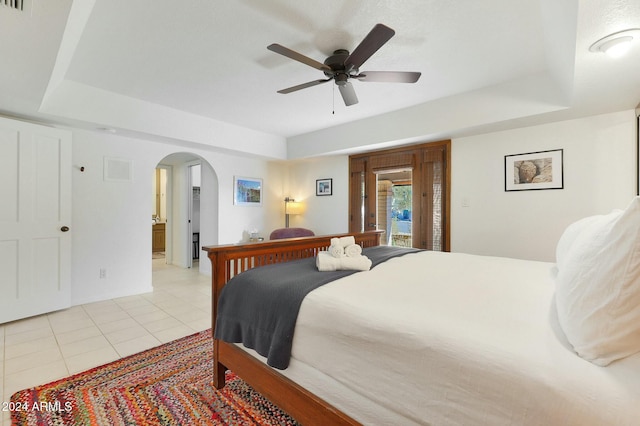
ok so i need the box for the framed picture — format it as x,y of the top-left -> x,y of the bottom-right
504,149 -> 563,191
316,178 -> 333,196
234,176 -> 262,205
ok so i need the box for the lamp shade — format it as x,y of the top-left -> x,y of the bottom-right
286,201 -> 303,215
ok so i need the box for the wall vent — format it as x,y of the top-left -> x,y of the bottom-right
2,0 -> 23,11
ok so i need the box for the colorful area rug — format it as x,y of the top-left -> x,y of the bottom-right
11,329 -> 299,425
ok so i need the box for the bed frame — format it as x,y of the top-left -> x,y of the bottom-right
203,231 -> 383,425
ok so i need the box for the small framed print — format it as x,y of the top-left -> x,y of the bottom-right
316,178 -> 332,196
505,149 -> 563,191
234,176 -> 262,205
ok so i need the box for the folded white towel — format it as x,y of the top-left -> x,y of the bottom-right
344,243 -> 362,257
328,244 -> 345,258
330,236 -> 356,247
338,236 -> 356,247
316,252 -> 372,272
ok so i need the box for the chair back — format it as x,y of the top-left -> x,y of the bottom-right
269,227 -> 315,240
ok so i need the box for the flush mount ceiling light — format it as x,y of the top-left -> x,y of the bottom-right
589,29 -> 640,58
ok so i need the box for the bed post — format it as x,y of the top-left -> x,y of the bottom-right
208,249 -> 228,389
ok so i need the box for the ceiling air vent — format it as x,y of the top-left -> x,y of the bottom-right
2,0 -> 23,11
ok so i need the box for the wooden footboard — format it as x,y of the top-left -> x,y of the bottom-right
203,231 -> 382,425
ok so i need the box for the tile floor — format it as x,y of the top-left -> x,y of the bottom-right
1,259 -> 211,426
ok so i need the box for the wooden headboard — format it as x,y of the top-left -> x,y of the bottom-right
203,231 -> 383,289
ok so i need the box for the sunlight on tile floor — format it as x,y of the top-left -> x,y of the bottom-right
1,259 -> 211,426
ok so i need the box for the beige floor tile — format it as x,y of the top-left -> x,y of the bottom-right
48,316 -> 96,335
46,305 -> 90,322
96,317 -> 140,335
152,325 -> 195,343
160,302 -> 196,317
112,334 -> 161,358
65,347 -> 120,375
121,303 -> 161,317
4,336 -> 58,360
4,359 -> 69,398
140,316 -> 184,333
171,309 -> 209,324
3,326 -> 54,346
4,316 -> 50,336
185,317 -> 211,332
131,310 -> 171,325
191,297 -> 212,311
54,325 -> 103,346
58,335 -> 112,359
88,309 -> 132,325
112,295 -> 151,310
4,346 -> 64,375
104,325 -> 152,345
81,299 -> 122,314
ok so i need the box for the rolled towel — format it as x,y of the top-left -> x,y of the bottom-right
316,252 -> 372,272
344,243 -> 362,257
316,251 -> 340,271
328,244 -> 345,258
340,254 -> 372,271
338,236 -> 356,247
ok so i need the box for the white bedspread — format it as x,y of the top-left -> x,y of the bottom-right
279,251 -> 640,425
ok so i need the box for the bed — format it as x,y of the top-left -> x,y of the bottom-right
203,203 -> 640,426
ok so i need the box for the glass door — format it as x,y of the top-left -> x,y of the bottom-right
376,169 -> 412,247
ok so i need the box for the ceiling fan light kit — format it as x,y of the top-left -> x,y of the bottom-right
268,23 -> 421,107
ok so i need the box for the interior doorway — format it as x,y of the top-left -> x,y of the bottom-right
152,152 -> 218,275
187,162 -> 201,269
152,166 -> 169,261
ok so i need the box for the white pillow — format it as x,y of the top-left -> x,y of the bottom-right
555,197 -> 640,366
555,214 -> 609,270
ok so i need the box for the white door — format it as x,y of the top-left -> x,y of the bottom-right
0,117 -> 72,323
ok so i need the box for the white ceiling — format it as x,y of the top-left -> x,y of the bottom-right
0,0 -> 639,159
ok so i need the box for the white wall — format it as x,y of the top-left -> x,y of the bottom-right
275,156 -> 350,236
71,128 -> 279,305
450,109 -> 637,261
57,108 -> 640,306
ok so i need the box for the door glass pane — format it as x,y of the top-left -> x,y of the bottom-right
376,169 -> 412,247
432,162 -> 442,251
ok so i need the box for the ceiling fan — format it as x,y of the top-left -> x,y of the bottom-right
267,23 -> 421,106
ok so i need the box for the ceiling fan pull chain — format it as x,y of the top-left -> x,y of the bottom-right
332,84 -> 335,115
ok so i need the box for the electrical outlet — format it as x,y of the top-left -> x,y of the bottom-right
99,268 -> 107,279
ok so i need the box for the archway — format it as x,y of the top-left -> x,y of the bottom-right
153,152 -> 218,275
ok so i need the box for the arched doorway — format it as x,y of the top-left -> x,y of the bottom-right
153,152 -> 218,275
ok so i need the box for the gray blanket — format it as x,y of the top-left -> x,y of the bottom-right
214,245 -> 421,369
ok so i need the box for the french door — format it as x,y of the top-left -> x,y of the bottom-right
0,116 -> 72,323
349,141 -> 450,251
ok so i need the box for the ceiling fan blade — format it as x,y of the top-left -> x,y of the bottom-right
267,43 -> 332,72
338,82 -> 359,106
344,23 -> 395,71
355,71 -> 421,83
277,78 -> 331,94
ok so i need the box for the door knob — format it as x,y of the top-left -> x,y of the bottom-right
61,226 -> 70,232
